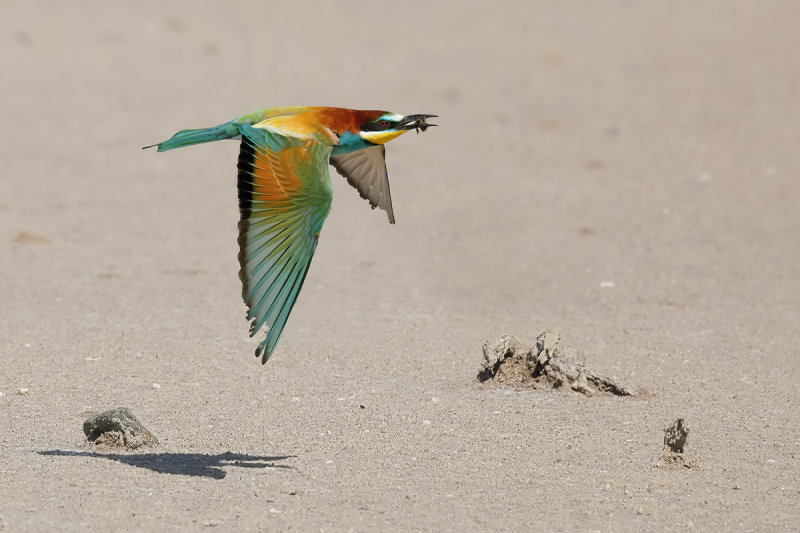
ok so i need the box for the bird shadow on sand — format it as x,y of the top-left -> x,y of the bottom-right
38,450 -> 294,479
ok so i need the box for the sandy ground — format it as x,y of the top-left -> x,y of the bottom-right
1,1 -> 799,531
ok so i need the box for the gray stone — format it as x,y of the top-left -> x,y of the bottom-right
664,418 -> 689,453
659,418 -> 692,467
83,407 -> 158,450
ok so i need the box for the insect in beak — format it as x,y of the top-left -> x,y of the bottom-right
399,114 -> 438,133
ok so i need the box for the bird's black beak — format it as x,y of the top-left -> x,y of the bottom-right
398,114 -> 438,132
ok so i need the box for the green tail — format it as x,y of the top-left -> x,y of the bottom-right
143,120 -> 240,152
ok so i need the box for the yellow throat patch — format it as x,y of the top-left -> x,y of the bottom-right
360,129 -> 407,145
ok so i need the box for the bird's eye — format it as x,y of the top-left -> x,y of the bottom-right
378,119 -> 389,129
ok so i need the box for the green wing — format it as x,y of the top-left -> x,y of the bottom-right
236,124 -> 333,363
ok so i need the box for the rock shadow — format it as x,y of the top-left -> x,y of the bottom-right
38,450 -> 293,479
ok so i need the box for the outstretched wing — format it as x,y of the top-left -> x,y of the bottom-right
330,145 -> 395,224
236,124 -> 333,363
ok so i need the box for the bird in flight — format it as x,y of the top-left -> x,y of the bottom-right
145,107 -> 436,363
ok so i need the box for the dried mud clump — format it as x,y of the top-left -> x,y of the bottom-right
477,330 -> 631,396
659,418 -> 692,468
83,407 -> 158,450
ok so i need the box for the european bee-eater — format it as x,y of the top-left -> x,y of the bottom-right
145,107 -> 436,363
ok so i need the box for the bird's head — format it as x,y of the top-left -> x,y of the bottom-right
357,112 -> 438,145
321,109 -> 436,154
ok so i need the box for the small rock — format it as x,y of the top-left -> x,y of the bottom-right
18,387 -> 30,395
664,418 -> 689,453
659,418 -> 692,467
151,383 -> 161,390
83,407 -> 158,450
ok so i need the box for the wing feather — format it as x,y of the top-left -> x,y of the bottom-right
330,145 -> 395,224
236,127 -> 332,362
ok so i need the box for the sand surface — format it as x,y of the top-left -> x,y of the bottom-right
1,1 -> 799,531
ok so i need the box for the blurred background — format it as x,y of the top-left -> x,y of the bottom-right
2,1 -> 797,368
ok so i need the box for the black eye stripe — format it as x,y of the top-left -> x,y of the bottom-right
361,119 -> 394,132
